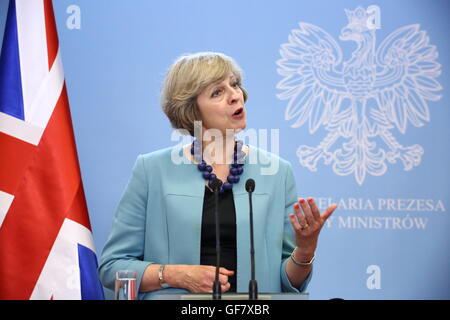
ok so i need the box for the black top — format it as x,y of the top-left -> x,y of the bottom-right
200,186 -> 237,292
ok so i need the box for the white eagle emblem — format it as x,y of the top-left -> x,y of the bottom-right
276,6 -> 442,185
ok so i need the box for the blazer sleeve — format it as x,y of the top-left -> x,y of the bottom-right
98,155 -> 154,294
280,161 -> 313,293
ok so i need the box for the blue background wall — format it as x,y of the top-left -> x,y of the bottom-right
1,0 -> 448,299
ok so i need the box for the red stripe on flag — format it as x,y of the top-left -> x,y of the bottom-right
67,183 -> 92,231
0,132 -> 36,194
43,0 -> 58,70
0,84 -> 90,299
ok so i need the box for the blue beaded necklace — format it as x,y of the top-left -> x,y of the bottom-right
191,139 -> 245,194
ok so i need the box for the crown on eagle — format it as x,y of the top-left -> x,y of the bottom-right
344,6 -> 369,28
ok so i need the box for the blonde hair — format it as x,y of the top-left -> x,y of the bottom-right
161,52 -> 248,136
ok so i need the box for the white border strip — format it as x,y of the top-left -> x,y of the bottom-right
15,0 -> 49,121
0,112 -> 44,145
27,50 -> 64,129
0,190 -> 14,228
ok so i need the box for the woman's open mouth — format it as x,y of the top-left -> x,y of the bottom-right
232,107 -> 245,119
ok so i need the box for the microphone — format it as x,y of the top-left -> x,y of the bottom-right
245,179 -> 258,300
210,178 -> 223,300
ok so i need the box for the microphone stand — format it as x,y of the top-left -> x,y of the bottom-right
246,179 -> 258,300
211,178 -> 222,300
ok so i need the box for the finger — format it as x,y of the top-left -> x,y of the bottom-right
322,204 -> 338,222
293,203 -> 308,229
289,213 -> 301,232
219,268 -> 235,276
299,198 -> 315,226
219,274 -> 229,286
222,282 -> 231,293
308,198 -> 321,221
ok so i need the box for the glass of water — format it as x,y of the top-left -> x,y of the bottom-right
115,270 -> 137,300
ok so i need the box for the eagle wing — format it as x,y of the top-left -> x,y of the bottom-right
276,22 -> 348,133
374,24 -> 442,134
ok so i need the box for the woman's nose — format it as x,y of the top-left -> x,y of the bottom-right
228,87 -> 241,104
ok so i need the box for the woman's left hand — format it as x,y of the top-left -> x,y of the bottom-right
289,198 -> 338,259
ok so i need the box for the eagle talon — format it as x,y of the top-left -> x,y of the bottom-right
297,145 -> 332,171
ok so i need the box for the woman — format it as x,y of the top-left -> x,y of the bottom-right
98,52 -> 337,299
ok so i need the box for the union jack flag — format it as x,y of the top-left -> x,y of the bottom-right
0,0 -> 104,299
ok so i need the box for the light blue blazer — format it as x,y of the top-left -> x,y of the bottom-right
98,145 -> 312,299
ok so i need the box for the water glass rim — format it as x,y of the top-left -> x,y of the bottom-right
115,270 -> 137,279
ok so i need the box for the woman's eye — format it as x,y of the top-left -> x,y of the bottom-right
211,81 -> 239,98
211,89 -> 222,97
